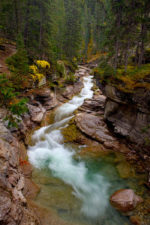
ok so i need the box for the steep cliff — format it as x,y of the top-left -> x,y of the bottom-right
95,73 -> 150,184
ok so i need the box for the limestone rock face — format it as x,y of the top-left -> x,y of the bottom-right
0,124 -> 39,225
104,85 -> 150,146
110,189 -> 143,213
94,80 -> 150,185
0,193 -> 11,221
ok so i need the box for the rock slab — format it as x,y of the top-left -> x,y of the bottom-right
75,113 -> 119,150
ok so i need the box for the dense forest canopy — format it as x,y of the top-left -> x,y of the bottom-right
0,0 -> 150,66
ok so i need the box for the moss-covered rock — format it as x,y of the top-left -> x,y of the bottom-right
61,118 -> 81,143
56,60 -> 67,78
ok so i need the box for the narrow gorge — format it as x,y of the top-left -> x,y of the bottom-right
0,0 -> 150,224
26,67 -> 150,225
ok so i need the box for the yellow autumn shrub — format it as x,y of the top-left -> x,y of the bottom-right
31,73 -> 44,82
29,65 -> 38,74
36,60 -> 50,69
29,60 -> 50,83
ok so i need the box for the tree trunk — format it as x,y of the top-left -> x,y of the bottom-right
39,8 -> 43,52
24,0 -> 30,47
14,0 -> 19,34
125,41 -> 130,72
138,21 -> 147,66
114,39 -> 119,70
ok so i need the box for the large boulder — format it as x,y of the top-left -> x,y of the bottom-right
62,79 -> 83,99
34,88 -> 58,110
28,102 -> 46,123
75,113 -> 119,150
110,189 -> 143,213
79,94 -> 106,114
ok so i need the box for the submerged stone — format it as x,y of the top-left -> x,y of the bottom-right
110,189 -> 143,213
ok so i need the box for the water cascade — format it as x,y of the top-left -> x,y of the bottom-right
28,75 -> 131,225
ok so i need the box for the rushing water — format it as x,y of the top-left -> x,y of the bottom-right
28,75 -> 134,225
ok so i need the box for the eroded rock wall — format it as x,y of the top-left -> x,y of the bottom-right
104,85 -> 150,147
95,80 -> 150,180
0,111 -> 40,225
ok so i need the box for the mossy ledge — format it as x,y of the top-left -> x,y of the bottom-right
61,117 -> 82,143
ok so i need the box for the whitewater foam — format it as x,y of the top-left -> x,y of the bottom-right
28,75 -> 110,218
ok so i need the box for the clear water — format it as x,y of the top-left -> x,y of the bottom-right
28,75 -> 143,225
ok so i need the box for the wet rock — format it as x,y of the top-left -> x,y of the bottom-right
62,79 -> 83,99
110,189 -> 143,213
28,102 -> 46,123
79,94 -> 106,114
75,66 -> 91,77
75,113 -> 119,150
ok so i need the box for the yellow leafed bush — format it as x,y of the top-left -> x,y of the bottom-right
29,65 -> 38,74
31,73 -> 44,81
36,60 -> 50,69
29,59 -> 50,84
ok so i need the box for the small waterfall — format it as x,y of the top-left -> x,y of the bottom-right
28,75 -> 110,219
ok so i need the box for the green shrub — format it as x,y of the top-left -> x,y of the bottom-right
0,74 -> 28,127
5,98 -> 28,128
6,48 -> 29,75
64,60 -> 78,73
93,61 -> 115,83
0,74 -> 16,104
65,73 -> 77,84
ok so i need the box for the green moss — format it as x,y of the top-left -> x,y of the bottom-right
47,111 -> 55,125
94,63 -> 150,93
62,118 -> 81,143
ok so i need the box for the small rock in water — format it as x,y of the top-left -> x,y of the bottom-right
110,189 -> 143,213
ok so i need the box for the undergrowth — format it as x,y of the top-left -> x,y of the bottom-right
94,63 -> 150,92
0,73 -> 28,127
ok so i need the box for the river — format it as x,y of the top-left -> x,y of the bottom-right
28,74 -> 144,225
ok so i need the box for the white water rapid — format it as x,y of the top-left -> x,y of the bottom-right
28,75 -> 110,219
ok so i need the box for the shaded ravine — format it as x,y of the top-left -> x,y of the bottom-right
28,74 -> 132,224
